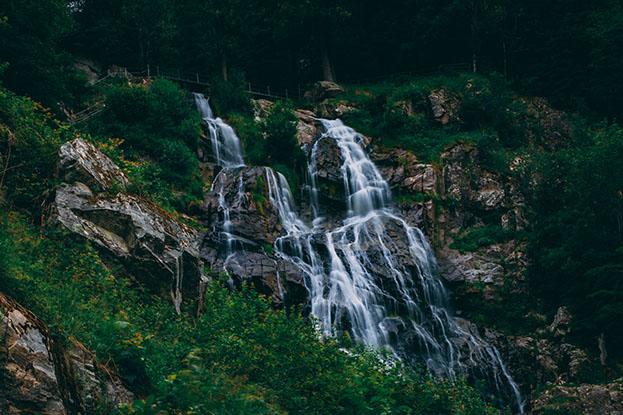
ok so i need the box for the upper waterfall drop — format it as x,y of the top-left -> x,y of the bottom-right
193,93 -> 245,168
319,119 -> 391,216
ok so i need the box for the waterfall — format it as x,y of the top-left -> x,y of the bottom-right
267,119 -> 524,413
194,93 -> 246,270
192,97 -> 523,412
193,93 -> 244,168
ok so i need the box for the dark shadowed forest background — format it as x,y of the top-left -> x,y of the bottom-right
2,0 -> 623,119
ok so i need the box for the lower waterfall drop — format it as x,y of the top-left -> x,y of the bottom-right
267,118 -> 524,413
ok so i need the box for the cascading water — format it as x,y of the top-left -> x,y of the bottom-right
193,93 -> 246,267
193,93 -> 244,168
192,96 -> 523,412
267,119 -> 524,413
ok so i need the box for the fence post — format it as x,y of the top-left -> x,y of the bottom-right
147,64 -> 150,77
196,73 -> 199,83
285,89 -> 289,99
248,82 -> 251,92
267,86 -> 270,96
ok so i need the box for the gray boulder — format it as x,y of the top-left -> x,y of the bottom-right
305,81 -> 344,101
0,293 -> 132,414
53,138 -> 206,313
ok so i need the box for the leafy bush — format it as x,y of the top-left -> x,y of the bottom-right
262,101 -> 305,168
450,225 -> 517,253
527,123 -> 623,355
336,73 -> 531,164
87,79 -> 202,212
208,70 -> 253,116
228,112 -> 266,165
0,85 -> 66,213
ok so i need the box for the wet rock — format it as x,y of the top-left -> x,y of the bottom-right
58,138 -> 129,192
549,306 -> 572,338
532,381 -> 623,415
0,293 -> 132,414
524,97 -> 573,150
438,239 -> 527,292
428,89 -> 461,125
438,247 -> 504,286
53,139 -> 205,313
308,137 -> 347,213
304,81 -> 344,101
311,136 -> 343,183
223,251 -> 307,306
203,166 -> 283,247
316,100 -> 356,119
474,173 -> 505,209
491,331 -> 592,395
294,108 -> 319,146
201,166 -> 308,305
373,147 -> 436,193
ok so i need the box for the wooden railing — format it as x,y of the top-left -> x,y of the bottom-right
68,62 -> 472,124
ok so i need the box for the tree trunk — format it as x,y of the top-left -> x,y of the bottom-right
598,333 -> 607,366
503,39 -> 508,79
320,44 -> 335,82
471,0 -> 480,73
221,54 -> 228,82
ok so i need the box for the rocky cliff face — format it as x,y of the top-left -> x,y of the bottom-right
302,88 -> 618,412
201,166 -> 307,306
5,84 -> 611,413
0,293 -> 132,414
52,138 -> 207,313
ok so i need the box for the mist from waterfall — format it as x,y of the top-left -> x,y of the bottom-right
193,97 -> 524,413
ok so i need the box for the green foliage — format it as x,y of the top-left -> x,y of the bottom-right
87,79 -> 202,212
0,0 -> 88,109
528,123 -> 623,354
337,74 -> 529,164
450,278 -> 540,336
208,70 -> 253,115
0,212 -> 496,414
450,225 -> 517,253
228,112 -> 266,165
228,101 -> 306,198
0,85 -> 66,213
95,79 -> 199,153
262,101 -> 305,169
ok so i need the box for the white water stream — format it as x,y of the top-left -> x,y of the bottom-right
193,95 -> 524,412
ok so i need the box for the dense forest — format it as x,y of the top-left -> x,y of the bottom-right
1,1 -> 623,414
2,0 -> 623,118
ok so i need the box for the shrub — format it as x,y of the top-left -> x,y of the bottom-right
527,124 -> 623,354
450,224 -> 516,253
208,70 -> 252,116
262,101 -> 303,167
87,79 -> 202,211
227,112 -> 266,165
0,85 -> 66,213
